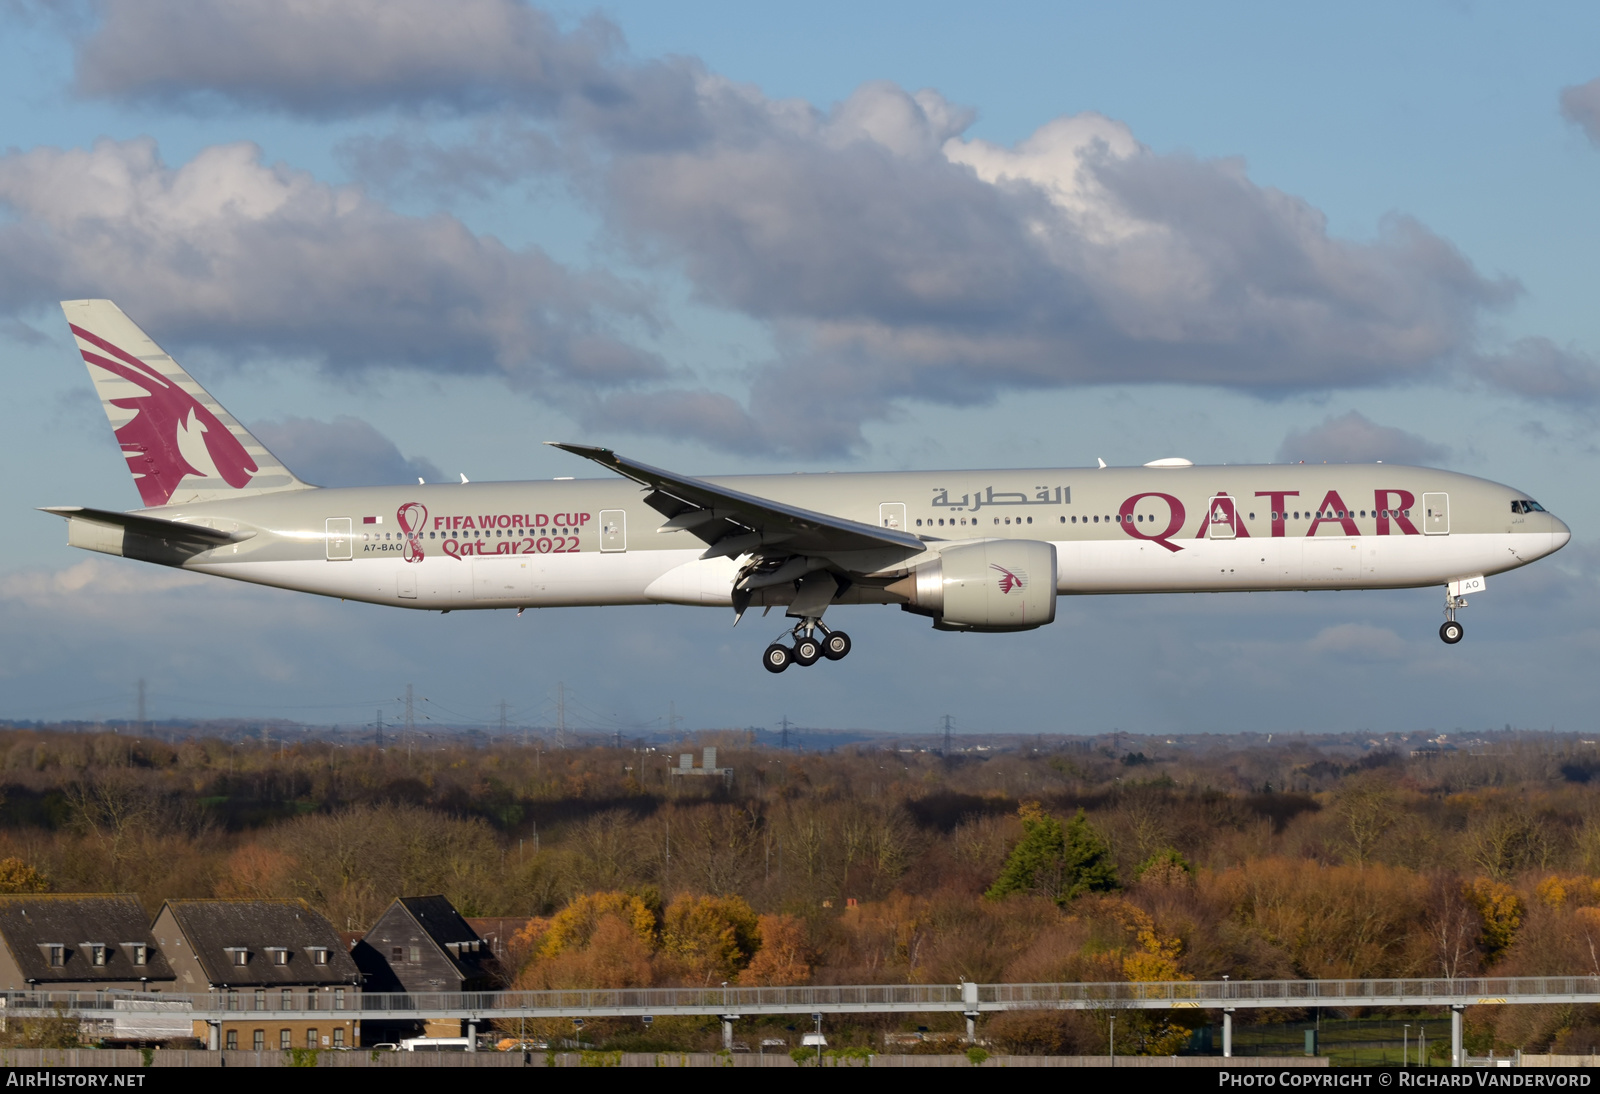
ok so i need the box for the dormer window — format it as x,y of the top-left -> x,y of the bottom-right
224,947 -> 249,967
119,942 -> 148,967
308,947 -> 330,966
44,944 -> 63,968
83,944 -> 107,967
266,947 -> 290,966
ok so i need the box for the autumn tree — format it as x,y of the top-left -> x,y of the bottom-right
986,803 -> 1117,906
743,914 -> 811,985
0,858 -> 48,894
659,894 -> 760,983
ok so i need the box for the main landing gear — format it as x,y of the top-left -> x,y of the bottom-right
763,620 -> 851,673
1440,589 -> 1467,645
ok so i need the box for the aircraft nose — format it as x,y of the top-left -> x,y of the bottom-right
1552,515 -> 1571,552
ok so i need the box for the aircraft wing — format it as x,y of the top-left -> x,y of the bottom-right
545,443 -> 925,559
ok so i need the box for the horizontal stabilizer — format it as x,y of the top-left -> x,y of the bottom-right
41,505 -> 254,561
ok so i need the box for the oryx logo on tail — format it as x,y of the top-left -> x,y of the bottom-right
72,325 -> 258,507
62,300 -> 310,507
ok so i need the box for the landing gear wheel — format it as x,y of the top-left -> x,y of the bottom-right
822,631 -> 852,660
794,636 -> 822,666
1440,620 -> 1464,644
763,644 -> 793,673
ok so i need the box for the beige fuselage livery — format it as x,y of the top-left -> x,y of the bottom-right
46,300 -> 1570,666
109,463 -> 1566,611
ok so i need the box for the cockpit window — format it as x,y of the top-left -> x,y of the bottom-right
1512,500 -> 1548,514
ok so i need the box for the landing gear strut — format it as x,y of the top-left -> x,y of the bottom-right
1440,589 -> 1467,645
761,620 -> 852,673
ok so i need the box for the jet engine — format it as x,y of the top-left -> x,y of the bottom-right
887,540 -> 1057,631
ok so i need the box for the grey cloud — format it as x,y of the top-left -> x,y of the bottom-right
250,416 -> 442,488
1561,78 -> 1600,145
0,137 -> 661,392
1471,337 -> 1600,402
1276,411 -> 1449,466
74,0 -> 713,149
582,390 -> 768,455
60,3 -> 1562,457
595,85 -> 1519,452
75,0 -> 615,117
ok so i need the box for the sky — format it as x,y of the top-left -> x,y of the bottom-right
2,0 -> 1599,738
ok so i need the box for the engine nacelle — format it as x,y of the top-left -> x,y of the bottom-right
888,539 -> 1057,631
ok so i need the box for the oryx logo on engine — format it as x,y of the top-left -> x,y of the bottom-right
991,564 -> 1026,594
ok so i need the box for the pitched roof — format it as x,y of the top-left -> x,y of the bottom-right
0,894 -> 173,984
394,896 -> 494,980
161,899 -> 359,986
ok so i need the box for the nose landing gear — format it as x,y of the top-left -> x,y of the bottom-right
761,620 -> 852,673
1440,588 -> 1467,644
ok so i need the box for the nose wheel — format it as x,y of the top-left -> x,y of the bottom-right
1439,588 -> 1467,644
761,621 -> 852,673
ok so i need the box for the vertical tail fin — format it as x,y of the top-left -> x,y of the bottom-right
60,300 -> 311,507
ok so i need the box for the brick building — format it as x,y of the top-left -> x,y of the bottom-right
153,899 -> 362,1050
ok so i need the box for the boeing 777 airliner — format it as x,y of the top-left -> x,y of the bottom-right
44,301 -> 1571,672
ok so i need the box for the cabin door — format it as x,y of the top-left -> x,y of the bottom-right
1422,493 -> 1450,535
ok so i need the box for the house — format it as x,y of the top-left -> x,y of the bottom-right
0,894 -> 179,1044
0,894 -> 173,993
152,899 -> 362,1050
352,896 -> 497,1042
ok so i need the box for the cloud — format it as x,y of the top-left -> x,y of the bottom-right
595,85 -> 1518,451
1276,411 -> 1449,466
250,416 -> 442,487
0,137 -> 662,393
74,0 -> 616,117
1470,337 -> 1600,402
59,3 -> 1561,456
1561,78 -> 1600,146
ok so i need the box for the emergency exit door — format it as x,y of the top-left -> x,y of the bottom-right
1422,493 -> 1450,535
879,502 -> 907,532
325,517 -> 352,560
599,510 -> 627,552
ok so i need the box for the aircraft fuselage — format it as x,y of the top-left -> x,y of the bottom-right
124,463 -> 1567,613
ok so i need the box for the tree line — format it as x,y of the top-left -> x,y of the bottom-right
0,727 -> 1596,1053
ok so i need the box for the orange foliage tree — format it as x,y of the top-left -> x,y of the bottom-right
743,914 -> 812,985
